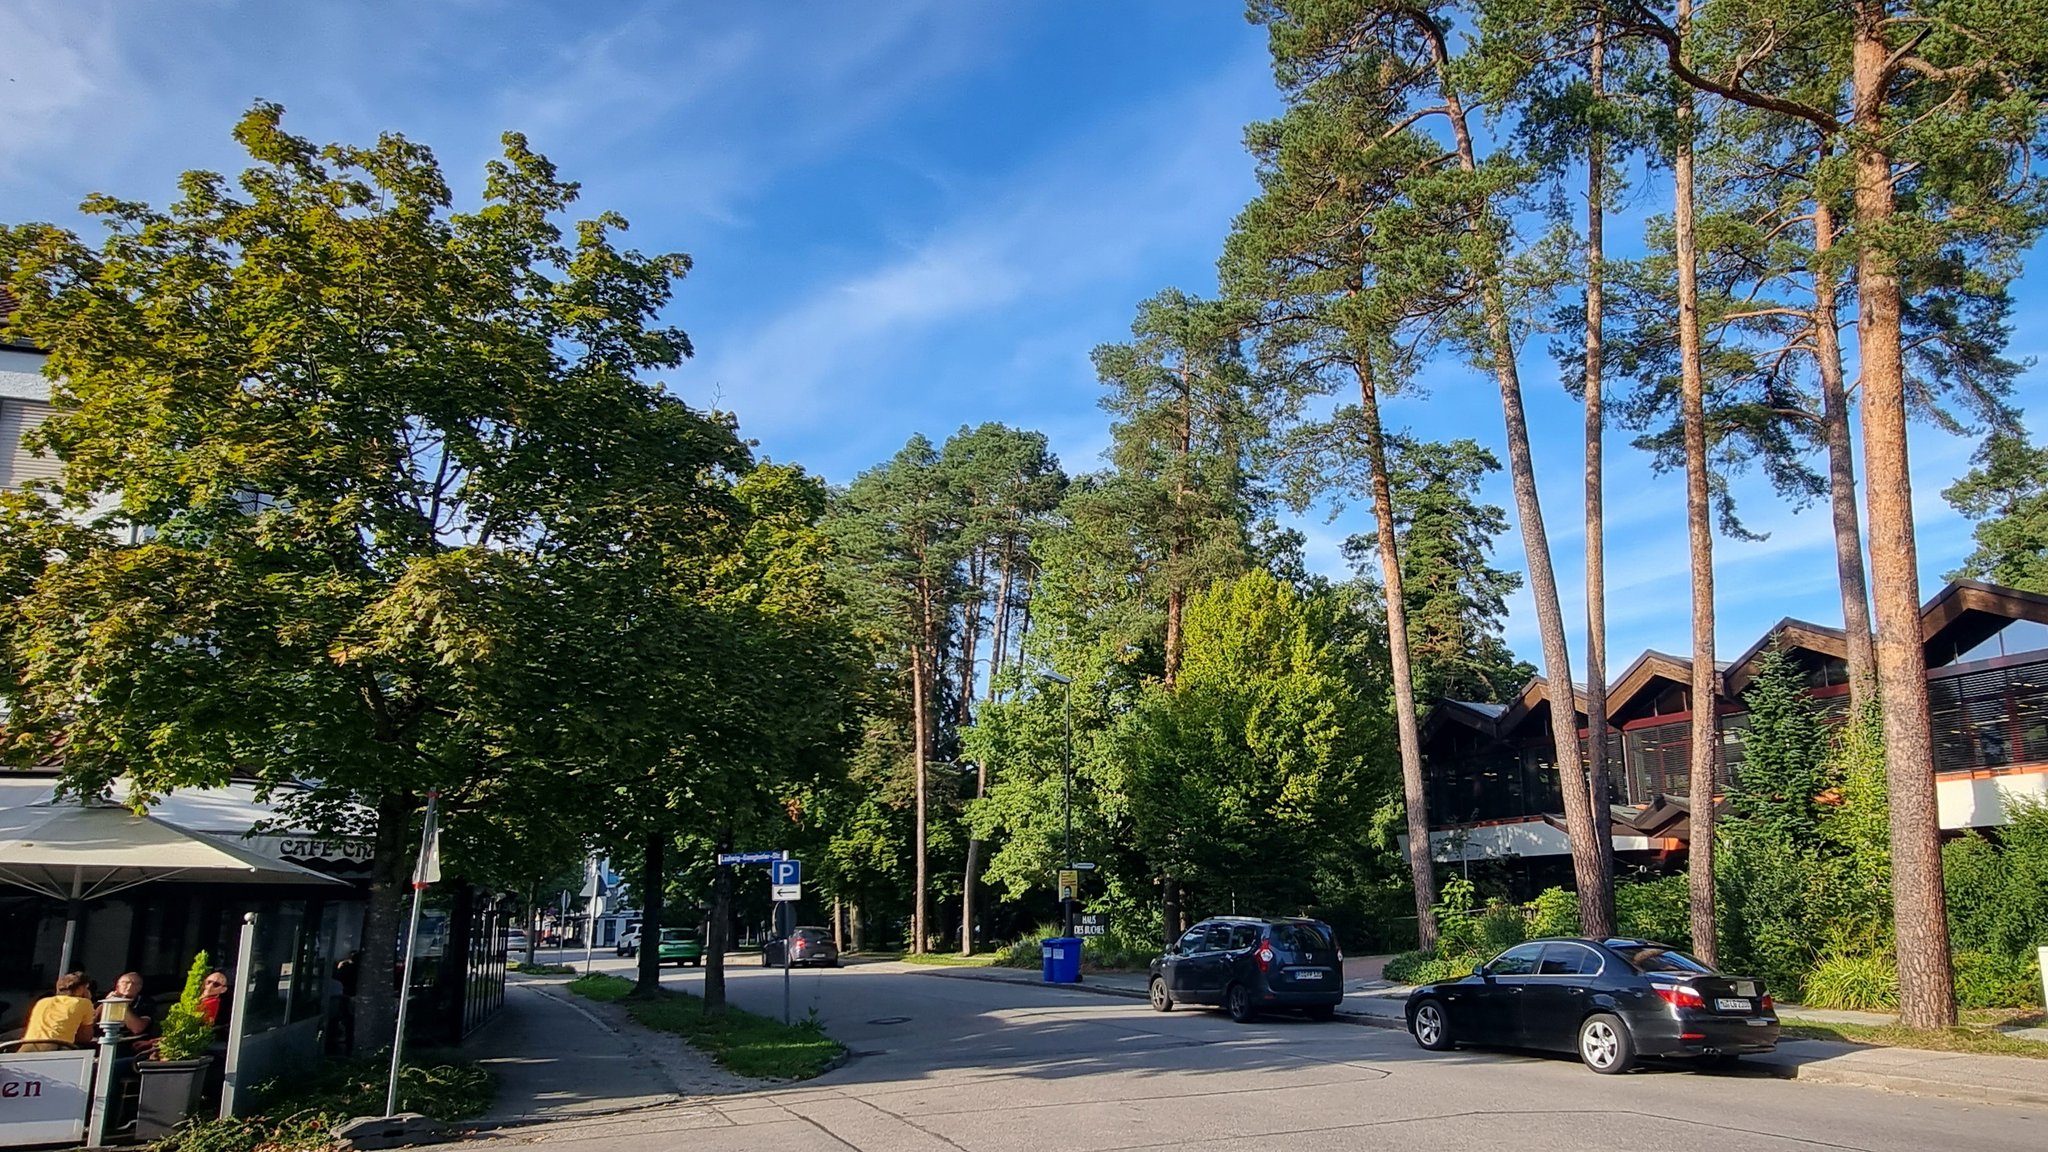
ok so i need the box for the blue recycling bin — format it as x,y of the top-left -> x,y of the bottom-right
1041,936 -> 1082,984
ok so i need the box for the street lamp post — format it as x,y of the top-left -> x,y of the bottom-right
1045,671 -> 1074,938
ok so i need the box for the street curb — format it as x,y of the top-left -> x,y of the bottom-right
1759,1045 -> 2048,1108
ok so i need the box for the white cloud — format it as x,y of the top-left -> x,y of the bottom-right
683,51 -> 1276,471
0,1 -> 117,176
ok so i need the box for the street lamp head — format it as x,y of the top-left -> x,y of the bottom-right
1043,671 -> 1073,685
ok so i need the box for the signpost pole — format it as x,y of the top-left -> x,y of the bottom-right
386,793 -> 439,1118
780,851 -> 792,1027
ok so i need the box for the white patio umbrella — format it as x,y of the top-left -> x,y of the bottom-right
0,801 -> 345,973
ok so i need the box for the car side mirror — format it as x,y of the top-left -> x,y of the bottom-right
1165,944 -> 1180,957
1474,964 -> 1492,980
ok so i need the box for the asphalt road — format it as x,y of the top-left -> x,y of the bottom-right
495,953 -> 2045,1152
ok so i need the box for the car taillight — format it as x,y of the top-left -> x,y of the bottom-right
1653,984 -> 1704,1010
1760,993 -> 1774,1011
1256,945 -> 1275,971
793,939 -> 806,954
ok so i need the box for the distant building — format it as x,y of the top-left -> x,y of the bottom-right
1419,579 -> 2048,891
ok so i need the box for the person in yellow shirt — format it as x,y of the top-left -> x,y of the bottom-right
19,972 -> 95,1051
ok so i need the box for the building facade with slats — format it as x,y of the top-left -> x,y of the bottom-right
1418,580 -> 2048,884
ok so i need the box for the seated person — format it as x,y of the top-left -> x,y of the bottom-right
199,970 -> 228,1027
110,972 -> 157,1057
19,972 -> 95,1051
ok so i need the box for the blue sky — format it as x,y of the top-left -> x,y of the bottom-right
4,1 -> 2043,675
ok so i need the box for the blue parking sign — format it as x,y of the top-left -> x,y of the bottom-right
771,859 -> 801,886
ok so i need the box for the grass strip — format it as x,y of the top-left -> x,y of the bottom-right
1783,1021 -> 2048,1060
569,973 -> 845,1080
897,952 -> 1000,967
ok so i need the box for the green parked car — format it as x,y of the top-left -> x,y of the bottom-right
658,927 -> 705,967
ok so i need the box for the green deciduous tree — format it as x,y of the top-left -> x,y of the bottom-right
0,104 -> 741,1048
1120,571 -> 1395,920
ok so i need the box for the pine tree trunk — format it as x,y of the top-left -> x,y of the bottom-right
1812,187 -> 1878,712
356,792 -> 411,1055
634,830 -> 664,996
911,611 -> 931,956
1355,362 -> 1439,951
1579,22 -> 1618,937
1851,0 -> 1954,1029
833,897 -> 844,952
1673,17 -> 1720,965
960,547 -> 1013,957
1416,13 -> 1612,923
850,901 -> 865,954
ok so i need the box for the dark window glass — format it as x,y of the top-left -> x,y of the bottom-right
1488,943 -> 1544,977
1272,923 -> 1335,955
1616,946 -> 1715,974
1536,943 -> 1599,976
1222,924 -> 1260,951
1176,927 -> 1209,955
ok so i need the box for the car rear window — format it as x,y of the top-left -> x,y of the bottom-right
1616,945 -> 1714,974
794,929 -> 830,942
660,928 -> 694,941
1270,923 -> 1335,955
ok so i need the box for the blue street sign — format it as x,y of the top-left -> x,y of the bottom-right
717,850 -> 784,865
770,859 -> 801,886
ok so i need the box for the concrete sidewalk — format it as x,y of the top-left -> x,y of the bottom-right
466,976 -> 749,1125
915,963 -> 2048,1108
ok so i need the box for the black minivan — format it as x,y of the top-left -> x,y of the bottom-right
1149,917 -> 1344,1022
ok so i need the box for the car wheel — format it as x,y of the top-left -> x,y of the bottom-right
1305,1005 -> 1336,1022
1225,983 -> 1256,1024
1578,1013 -> 1636,1074
1149,977 -> 1174,1013
1411,999 -> 1454,1050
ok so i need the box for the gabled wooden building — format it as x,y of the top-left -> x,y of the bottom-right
1418,579 -> 2048,885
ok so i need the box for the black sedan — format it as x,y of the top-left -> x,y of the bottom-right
1148,916 -> 1344,1022
1405,937 -> 1779,1073
762,926 -> 839,968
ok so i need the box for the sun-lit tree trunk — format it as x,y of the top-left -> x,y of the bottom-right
1413,11 -> 1613,928
1580,21 -> 1618,936
1851,0 -> 1953,1029
1355,361 -> 1440,951
1811,182 -> 1878,712
1673,0 -> 1719,966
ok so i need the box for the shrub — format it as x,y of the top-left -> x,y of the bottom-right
993,922 -> 1156,971
1528,887 -> 1579,938
1431,876 -> 1481,955
1953,950 -> 2044,1010
155,1054 -> 492,1152
156,952 -> 215,1063
1802,951 -> 1900,1012
1381,950 -> 1429,984
1477,900 -> 1528,953
1614,874 -> 1692,950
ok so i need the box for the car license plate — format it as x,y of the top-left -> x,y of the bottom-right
1295,970 -> 1324,980
1716,997 -> 1750,1012
1734,981 -> 1756,997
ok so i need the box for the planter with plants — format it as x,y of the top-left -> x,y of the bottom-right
137,953 -> 219,1140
